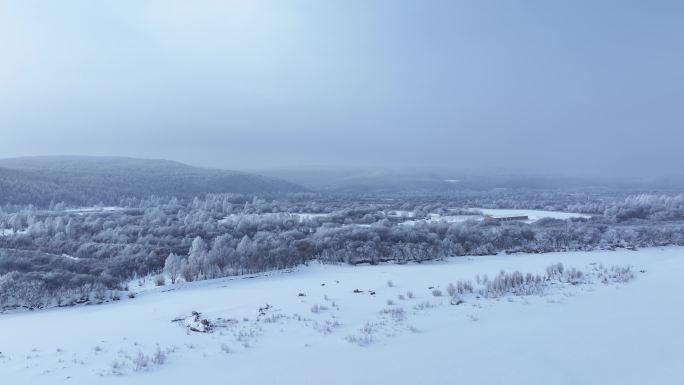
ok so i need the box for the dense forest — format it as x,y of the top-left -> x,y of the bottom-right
2,190 -> 684,310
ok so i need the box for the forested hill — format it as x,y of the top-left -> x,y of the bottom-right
0,156 -> 305,206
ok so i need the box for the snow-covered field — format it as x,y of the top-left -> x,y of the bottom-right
1,247 -> 682,385
401,208 -> 591,226
0,228 -> 26,237
476,208 -> 592,222
64,206 -> 124,215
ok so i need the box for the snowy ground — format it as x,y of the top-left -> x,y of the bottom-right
64,206 -> 124,214
0,228 -> 27,237
475,207 -> 592,221
400,208 -> 591,226
1,247 -> 682,385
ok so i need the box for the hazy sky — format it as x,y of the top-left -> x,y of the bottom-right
1,0 -> 682,176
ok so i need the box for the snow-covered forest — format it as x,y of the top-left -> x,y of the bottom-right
2,191 -> 684,310
2,0 -> 683,382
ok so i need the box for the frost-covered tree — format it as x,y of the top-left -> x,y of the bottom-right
163,253 -> 185,284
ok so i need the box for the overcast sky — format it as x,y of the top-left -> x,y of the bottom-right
1,0 -> 682,177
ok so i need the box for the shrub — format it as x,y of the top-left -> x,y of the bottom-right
154,275 -> 166,286
345,322 -> 376,346
151,347 -> 166,365
132,351 -> 150,372
413,301 -> 435,310
447,283 -> 456,297
546,262 -> 565,278
380,307 -> 405,321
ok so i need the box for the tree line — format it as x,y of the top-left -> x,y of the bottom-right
1,192 -> 684,309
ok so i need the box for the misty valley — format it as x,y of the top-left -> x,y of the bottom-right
0,157 -> 683,384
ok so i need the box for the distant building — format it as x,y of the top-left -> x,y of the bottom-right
483,215 -> 529,223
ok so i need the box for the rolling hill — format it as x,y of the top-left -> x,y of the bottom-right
0,156 -> 304,206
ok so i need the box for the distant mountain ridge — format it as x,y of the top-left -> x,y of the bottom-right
0,156 -> 304,206
257,166 -> 684,193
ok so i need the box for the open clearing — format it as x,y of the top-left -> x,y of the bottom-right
0,247 -> 682,385
399,208 -> 592,226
